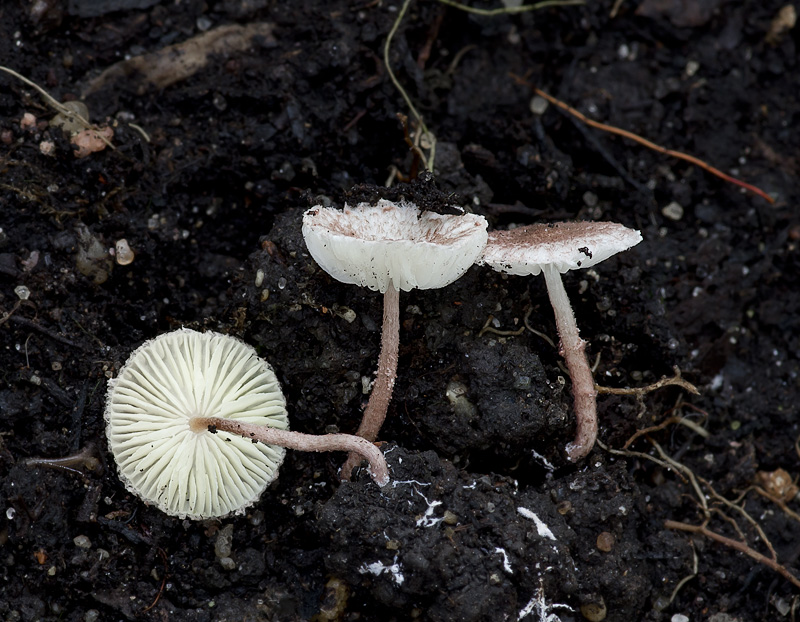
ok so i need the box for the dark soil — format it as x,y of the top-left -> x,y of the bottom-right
1,1 -> 799,620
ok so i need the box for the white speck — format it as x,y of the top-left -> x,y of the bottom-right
530,449 -> 555,471
529,95 -> 549,115
6,508 -> 15,520
517,507 -> 556,540
671,615 -> 690,622
494,547 -> 513,574
710,373 -> 724,391
415,489 -> 444,528
518,585 -> 573,621
462,481 -> 477,490
391,479 -> 430,488
358,556 -> 404,585
661,201 -> 684,221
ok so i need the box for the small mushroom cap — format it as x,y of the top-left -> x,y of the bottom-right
105,329 -> 289,520
302,199 -> 488,293
481,222 -> 642,276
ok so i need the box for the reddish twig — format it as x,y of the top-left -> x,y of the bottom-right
664,520 -> 800,590
142,548 -> 168,613
511,74 -> 775,204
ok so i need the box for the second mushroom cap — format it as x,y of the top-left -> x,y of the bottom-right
481,221 -> 643,276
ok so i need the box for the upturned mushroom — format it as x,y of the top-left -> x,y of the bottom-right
105,329 -> 389,520
302,199 -> 488,478
479,222 -> 642,462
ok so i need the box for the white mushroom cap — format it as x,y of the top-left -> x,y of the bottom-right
481,222 -> 642,276
302,199 -> 488,293
105,328 -> 289,520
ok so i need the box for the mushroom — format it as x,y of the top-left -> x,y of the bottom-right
302,199 -> 488,478
105,329 -> 389,520
480,222 -> 642,462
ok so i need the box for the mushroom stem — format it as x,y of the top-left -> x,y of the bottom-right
192,417 -> 390,487
541,263 -> 598,462
340,281 -> 401,480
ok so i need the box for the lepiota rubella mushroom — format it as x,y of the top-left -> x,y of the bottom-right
480,222 -> 642,461
303,199 -> 488,479
105,329 -> 389,520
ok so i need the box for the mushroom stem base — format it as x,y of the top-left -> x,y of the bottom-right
341,282 -> 400,480
542,264 -> 598,462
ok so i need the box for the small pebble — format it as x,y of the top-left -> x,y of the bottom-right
529,95 -> 549,115
73,535 -> 92,549
114,239 -> 135,265
14,285 -> 30,300
580,598 -> 607,621
214,524 -> 234,558
583,191 -> 599,208
596,531 -> 615,552
661,201 -> 684,221
20,113 -> 36,130
556,500 -> 572,515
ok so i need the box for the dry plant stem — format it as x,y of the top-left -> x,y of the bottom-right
0,65 -> 115,151
340,283 -> 400,480
664,520 -> 800,590
194,417 -> 389,487
596,365 -> 699,396
542,264 -> 597,461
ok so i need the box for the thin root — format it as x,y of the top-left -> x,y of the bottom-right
596,366 -> 699,397
664,520 -> 800,590
479,314 -> 526,338
522,305 -> 556,348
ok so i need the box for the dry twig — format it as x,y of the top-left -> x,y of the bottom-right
597,366 -> 699,397
510,73 -> 775,204
664,520 -> 800,590
608,420 -> 800,592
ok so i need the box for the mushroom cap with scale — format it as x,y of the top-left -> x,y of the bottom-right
481,221 -> 642,277
302,199 -> 489,293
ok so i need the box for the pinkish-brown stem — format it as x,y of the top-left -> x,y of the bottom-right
192,417 -> 390,487
542,264 -> 598,462
340,282 -> 400,480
